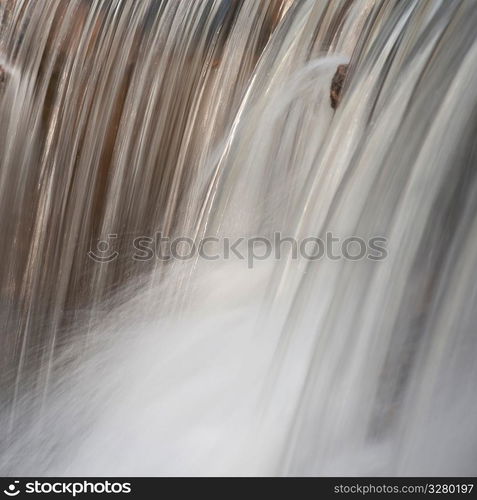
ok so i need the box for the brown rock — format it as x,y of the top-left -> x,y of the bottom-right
330,64 -> 349,110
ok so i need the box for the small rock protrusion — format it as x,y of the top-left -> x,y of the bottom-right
330,64 -> 349,110
0,64 -> 5,93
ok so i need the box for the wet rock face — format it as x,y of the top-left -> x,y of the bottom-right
330,64 -> 349,110
0,64 -> 5,90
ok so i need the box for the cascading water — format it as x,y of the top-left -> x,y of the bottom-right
0,0 -> 476,476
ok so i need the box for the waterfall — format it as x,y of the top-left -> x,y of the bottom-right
0,0 -> 476,476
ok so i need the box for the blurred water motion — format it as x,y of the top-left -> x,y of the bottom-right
0,0 -> 477,476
